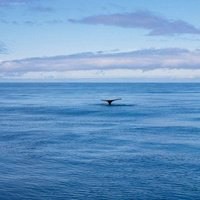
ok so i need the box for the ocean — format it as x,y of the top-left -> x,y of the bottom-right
0,83 -> 200,200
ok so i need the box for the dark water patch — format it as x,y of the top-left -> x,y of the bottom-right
94,103 -> 136,107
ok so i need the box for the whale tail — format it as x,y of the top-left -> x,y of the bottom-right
101,98 -> 122,105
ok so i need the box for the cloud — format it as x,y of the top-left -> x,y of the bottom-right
3,69 -> 200,81
0,0 -> 53,13
1,48 -> 200,80
69,11 -> 200,36
0,19 -> 64,25
0,1 -> 56,25
0,0 -> 54,14
0,48 -> 198,72
0,0 -> 36,6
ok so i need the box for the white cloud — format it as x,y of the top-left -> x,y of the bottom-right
1,48 -> 200,81
2,69 -> 200,81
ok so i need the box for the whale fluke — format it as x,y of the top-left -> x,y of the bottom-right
101,98 -> 122,105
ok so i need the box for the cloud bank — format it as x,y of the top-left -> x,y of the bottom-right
1,48 -> 200,81
69,11 -> 200,36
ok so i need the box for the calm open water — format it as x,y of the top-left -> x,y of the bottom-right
0,83 -> 200,200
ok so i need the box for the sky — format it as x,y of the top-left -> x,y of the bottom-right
1,0 -> 200,81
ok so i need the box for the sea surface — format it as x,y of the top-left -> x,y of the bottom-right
0,83 -> 200,200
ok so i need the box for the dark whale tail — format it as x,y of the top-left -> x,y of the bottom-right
101,98 -> 122,105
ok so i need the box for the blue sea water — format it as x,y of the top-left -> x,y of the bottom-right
0,83 -> 200,200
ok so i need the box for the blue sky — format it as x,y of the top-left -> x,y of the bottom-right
1,0 -> 200,81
